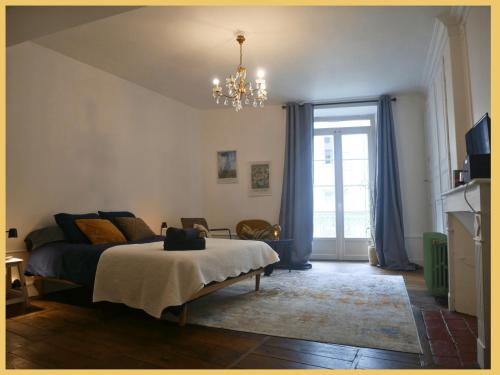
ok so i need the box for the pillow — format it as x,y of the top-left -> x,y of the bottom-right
98,210 -> 135,225
25,226 -> 67,251
74,219 -> 127,245
54,212 -> 100,243
193,223 -> 211,238
114,217 -> 156,241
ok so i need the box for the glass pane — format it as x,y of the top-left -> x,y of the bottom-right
314,119 -> 371,129
343,160 -> 369,185
342,134 -> 368,159
314,187 -> 335,212
313,134 -> 335,238
314,161 -> 334,186
344,211 -> 370,239
343,185 -> 369,211
314,212 -> 336,238
342,133 -> 370,238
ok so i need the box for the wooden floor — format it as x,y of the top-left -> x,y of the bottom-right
6,261 -> 478,369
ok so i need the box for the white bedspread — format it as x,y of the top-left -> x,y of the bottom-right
92,238 -> 279,318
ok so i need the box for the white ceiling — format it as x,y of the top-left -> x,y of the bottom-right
6,6 -> 141,46
21,6 -> 449,109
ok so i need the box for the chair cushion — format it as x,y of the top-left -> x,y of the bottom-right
75,219 -> 127,245
193,223 -> 211,238
239,224 -> 278,240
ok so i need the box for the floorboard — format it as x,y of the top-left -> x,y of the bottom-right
5,261 -> 478,369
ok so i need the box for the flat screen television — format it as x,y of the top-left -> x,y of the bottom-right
466,113 -> 491,155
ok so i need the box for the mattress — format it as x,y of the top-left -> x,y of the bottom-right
93,238 -> 279,318
25,236 -> 164,286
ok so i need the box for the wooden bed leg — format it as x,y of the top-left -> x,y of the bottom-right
33,276 -> 45,296
179,303 -> 188,326
255,274 -> 261,291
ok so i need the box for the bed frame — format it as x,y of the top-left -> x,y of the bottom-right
32,267 -> 264,326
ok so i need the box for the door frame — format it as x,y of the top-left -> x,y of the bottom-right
312,115 -> 376,261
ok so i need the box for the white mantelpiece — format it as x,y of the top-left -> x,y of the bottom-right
442,178 -> 490,369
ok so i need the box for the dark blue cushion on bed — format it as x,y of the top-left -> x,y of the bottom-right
98,210 -> 135,225
54,212 -> 100,243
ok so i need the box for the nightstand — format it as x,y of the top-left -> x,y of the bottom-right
6,257 -> 29,308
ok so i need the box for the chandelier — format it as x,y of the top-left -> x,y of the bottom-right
212,34 -> 267,111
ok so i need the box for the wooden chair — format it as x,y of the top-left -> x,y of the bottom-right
236,219 -> 274,239
181,218 -> 232,239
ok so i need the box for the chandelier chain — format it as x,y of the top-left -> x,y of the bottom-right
240,42 -> 243,67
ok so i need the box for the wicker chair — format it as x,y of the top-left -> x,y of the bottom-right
236,219 -> 277,239
180,218 -> 232,239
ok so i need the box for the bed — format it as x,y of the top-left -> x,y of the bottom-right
26,237 -> 279,324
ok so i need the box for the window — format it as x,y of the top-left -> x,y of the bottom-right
313,108 -> 375,244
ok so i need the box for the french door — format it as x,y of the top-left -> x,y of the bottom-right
312,122 -> 374,260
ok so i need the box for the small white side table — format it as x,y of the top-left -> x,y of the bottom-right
6,257 -> 29,308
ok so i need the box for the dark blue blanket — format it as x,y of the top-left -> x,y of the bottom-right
25,236 -> 164,286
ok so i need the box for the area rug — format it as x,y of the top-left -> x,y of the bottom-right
180,270 -> 422,354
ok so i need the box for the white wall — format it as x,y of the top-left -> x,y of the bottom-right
201,106 -> 286,233
464,7 -> 491,124
7,42 -> 204,251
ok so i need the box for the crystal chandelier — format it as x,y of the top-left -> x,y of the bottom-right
212,34 -> 267,111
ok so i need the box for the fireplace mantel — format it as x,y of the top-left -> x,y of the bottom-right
442,178 -> 490,368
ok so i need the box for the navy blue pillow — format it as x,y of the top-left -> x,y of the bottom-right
98,211 -> 135,225
54,212 -> 100,243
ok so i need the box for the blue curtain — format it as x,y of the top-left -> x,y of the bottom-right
279,103 -> 314,268
374,95 -> 415,271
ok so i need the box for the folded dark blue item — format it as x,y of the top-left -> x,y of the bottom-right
166,227 -> 200,241
164,238 -> 206,251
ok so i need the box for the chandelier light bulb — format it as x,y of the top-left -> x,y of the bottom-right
213,78 -> 220,86
257,69 -> 265,79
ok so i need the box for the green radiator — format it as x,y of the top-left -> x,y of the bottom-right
423,232 -> 448,297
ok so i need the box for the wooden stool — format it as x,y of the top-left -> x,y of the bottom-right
6,257 -> 29,309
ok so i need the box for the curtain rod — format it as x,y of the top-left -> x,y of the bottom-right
281,97 -> 396,109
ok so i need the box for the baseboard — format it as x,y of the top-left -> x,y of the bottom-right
310,253 -> 369,261
310,253 -> 338,261
312,254 -> 424,265
410,258 -> 424,267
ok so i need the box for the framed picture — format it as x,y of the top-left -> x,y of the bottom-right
217,150 -> 238,183
249,161 -> 271,196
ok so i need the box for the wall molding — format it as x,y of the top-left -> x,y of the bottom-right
421,18 -> 448,89
421,6 -> 471,90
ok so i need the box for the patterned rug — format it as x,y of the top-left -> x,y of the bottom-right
180,269 -> 422,353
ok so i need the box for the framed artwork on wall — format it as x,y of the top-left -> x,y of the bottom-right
217,150 -> 238,183
249,161 -> 271,196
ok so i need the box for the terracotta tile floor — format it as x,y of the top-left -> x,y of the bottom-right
422,309 -> 478,368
